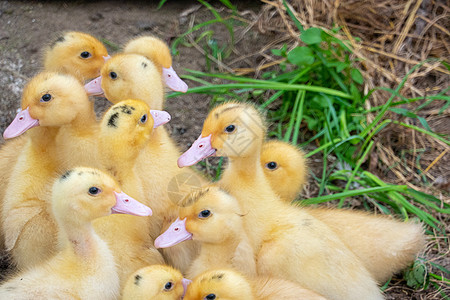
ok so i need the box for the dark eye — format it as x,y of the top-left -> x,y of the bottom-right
140,114 -> 147,124
80,51 -> 92,59
164,281 -> 173,290
205,294 -> 216,300
109,72 -> 118,79
88,186 -> 101,195
199,210 -> 211,218
266,161 -> 278,170
225,125 -> 235,133
40,93 -> 52,102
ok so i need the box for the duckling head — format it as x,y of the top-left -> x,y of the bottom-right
178,102 -> 266,167
52,167 -> 152,226
123,35 -> 188,92
3,72 -> 90,139
155,186 -> 243,248
184,269 -> 254,300
122,265 -> 191,300
44,31 -> 108,82
261,140 -> 308,201
85,53 -> 164,106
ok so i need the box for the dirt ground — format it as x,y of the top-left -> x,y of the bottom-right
0,0 -> 447,299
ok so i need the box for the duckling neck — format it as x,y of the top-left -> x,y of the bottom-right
29,126 -> 59,151
199,236 -> 241,265
59,222 -> 99,258
66,102 -> 97,135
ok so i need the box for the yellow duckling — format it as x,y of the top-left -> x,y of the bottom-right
177,102 -> 383,300
1,72 -> 97,269
85,53 -> 165,110
122,264 -> 191,300
184,269 -> 327,300
43,31 -> 109,82
261,140 -> 424,284
94,99 -> 169,286
123,35 -> 188,92
260,140 -> 308,201
85,52 -> 207,273
155,187 -> 257,279
0,167 -> 152,299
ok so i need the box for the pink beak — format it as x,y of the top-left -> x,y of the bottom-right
177,134 -> 216,168
103,55 -> 111,62
112,191 -> 152,216
154,217 -> 193,248
3,107 -> 39,139
84,76 -> 104,96
182,278 -> 192,297
162,66 -> 188,93
150,110 -> 171,128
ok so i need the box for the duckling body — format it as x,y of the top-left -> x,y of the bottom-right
262,140 -> 424,283
0,31 -> 108,248
86,54 -> 207,273
184,269 -> 327,300
2,72 -> 94,269
122,265 -> 190,300
178,103 -> 383,300
0,167 -> 152,299
94,99 -> 165,286
156,187 -> 257,279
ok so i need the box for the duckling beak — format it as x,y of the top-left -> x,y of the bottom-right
150,110 -> 171,128
162,66 -> 188,93
182,278 -> 192,298
103,55 -> 111,62
177,134 -> 216,168
84,76 -> 105,96
154,217 -> 193,248
112,191 -> 152,216
3,107 -> 39,139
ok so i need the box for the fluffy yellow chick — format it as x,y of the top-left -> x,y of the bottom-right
1,72 -> 99,269
85,53 -> 165,110
155,186 -> 257,279
177,102 -> 383,300
0,167 -> 152,299
43,31 -> 109,82
94,99 -> 168,286
184,269 -> 327,300
123,35 -> 188,92
122,265 -> 191,300
261,140 -> 308,201
261,140 -> 424,284
85,52 -> 208,273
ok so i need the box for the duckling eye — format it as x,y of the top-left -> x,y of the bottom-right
266,161 -> 278,170
109,72 -> 118,80
80,51 -> 92,59
199,210 -> 211,218
225,125 -> 235,133
40,93 -> 52,102
139,114 -> 148,124
88,186 -> 101,195
164,281 -> 173,290
205,294 -> 216,300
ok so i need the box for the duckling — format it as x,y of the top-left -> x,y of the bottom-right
184,269 -> 327,300
261,140 -> 308,202
260,141 -> 424,283
43,31 -> 109,82
155,187 -> 257,279
0,167 -> 152,299
94,99 -> 168,286
122,265 -> 191,300
86,53 -> 208,273
123,35 -> 188,92
1,72 -> 93,269
85,53 -> 165,110
177,102 -> 383,300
